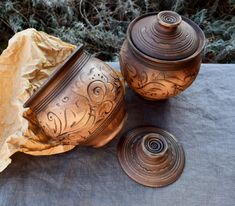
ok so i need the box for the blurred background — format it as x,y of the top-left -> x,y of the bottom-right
0,0 -> 234,63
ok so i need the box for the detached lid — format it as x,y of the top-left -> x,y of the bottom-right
129,11 -> 203,61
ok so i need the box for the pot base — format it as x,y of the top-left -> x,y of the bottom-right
117,126 -> 185,187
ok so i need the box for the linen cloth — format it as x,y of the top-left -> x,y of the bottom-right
0,62 -> 234,206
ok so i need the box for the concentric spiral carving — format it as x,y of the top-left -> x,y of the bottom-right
117,126 -> 185,187
87,80 -> 106,103
143,134 -> 167,154
157,11 -> 182,28
130,12 -> 199,60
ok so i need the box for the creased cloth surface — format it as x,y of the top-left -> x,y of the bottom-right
0,63 -> 234,206
0,29 -> 76,172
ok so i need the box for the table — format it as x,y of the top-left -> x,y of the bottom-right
0,63 -> 234,206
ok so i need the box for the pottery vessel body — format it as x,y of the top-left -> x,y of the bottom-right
24,46 -> 126,147
120,11 -> 205,100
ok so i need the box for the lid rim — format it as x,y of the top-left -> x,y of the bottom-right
127,12 -> 206,63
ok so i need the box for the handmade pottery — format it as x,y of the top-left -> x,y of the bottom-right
24,45 -> 127,147
120,10 -> 205,100
118,126 -> 185,187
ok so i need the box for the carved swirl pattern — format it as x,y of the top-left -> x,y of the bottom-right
120,41 -> 200,100
37,59 -> 124,145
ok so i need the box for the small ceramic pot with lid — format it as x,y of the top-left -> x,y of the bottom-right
24,45 -> 127,148
120,10 -> 205,100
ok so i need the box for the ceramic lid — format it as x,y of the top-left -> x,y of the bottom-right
129,11 -> 202,61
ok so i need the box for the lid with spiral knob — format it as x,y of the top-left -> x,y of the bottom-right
129,10 -> 204,61
117,126 -> 185,187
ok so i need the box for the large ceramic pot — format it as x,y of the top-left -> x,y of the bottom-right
120,10 -> 205,100
24,45 -> 127,148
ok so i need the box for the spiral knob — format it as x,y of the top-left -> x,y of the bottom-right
157,10 -> 182,29
141,133 -> 168,158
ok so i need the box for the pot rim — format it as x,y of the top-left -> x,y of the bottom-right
24,44 -> 84,108
127,12 -> 206,64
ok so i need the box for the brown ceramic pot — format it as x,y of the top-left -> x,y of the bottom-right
24,45 -> 127,148
120,10 -> 205,100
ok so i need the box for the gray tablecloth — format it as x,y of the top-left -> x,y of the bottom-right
0,63 -> 235,206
